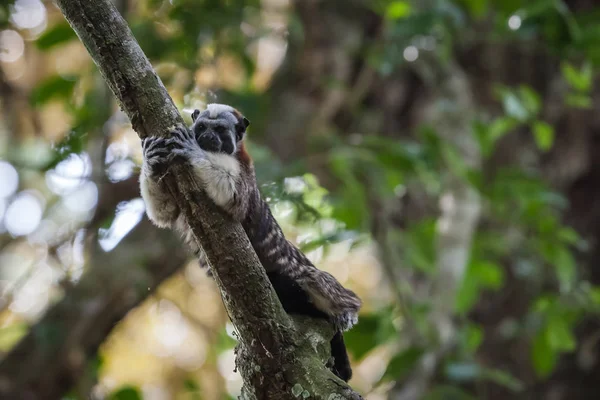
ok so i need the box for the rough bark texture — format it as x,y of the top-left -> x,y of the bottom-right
30,0 -> 362,399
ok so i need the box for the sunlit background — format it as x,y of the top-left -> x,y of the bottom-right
1,0 -> 600,399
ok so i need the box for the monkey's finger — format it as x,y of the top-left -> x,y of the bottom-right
145,137 -> 171,153
146,147 -> 170,157
169,126 -> 194,142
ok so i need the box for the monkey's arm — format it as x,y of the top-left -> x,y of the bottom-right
139,137 -> 181,228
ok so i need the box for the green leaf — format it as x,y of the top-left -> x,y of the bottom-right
382,347 -> 424,381
405,220 -> 436,273
31,75 -> 78,106
531,331 -> 559,378
109,386 -> 142,400
386,1 -> 412,19
495,84 -> 545,124
472,119 -> 492,157
183,378 -> 202,399
474,261 -> 505,290
590,287 -> 600,305
344,310 -> 397,360
566,93 -> 593,109
35,23 -> 76,50
518,85 -> 542,115
490,0 -> 521,14
489,116 -> 519,141
520,0 -> 556,17
184,379 -> 200,390
461,0 -> 489,18
215,326 -> 238,353
545,315 -> 576,352
474,116 -> 518,158
502,92 -> 529,121
456,261 -> 504,314
299,231 -> 360,253
555,247 -> 576,293
480,367 -> 524,392
557,227 -> 581,245
532,121 -> 554,151
0,323 -> 28,351
461,323 -> 484,354
533,294 -> 556,313
561,62 -> 593,92
343,314 -> 381,360
455,274 -> 479,314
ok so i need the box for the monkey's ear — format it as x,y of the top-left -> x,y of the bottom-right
235,116 -> 250,141
191,109 -> 201,122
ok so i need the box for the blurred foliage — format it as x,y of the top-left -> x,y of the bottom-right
0,0 -> 599,399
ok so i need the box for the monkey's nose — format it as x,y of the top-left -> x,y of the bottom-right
198,133 -> 221,152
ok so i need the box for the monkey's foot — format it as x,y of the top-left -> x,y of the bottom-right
302,271 -> 362,331
331,311 -> 359,332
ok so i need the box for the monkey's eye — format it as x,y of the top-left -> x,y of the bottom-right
214,125 -> 226,134
196,123 -> 206,132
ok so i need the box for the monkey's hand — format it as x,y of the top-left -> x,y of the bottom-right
139,134 -> 183,228
167,125 -> 205,161
142,135 -> 176,175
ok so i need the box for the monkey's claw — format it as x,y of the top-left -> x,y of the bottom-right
331,312 -> 359,332
142,126 -> 202,175
166,125 -> 204,160
167,125 -> 196,150
330,291 -> 361,331
142,136 -> 173,177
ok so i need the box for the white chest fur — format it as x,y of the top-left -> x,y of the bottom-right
192,151 -> 241,208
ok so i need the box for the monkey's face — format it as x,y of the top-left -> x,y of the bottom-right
190,104 -> 250,155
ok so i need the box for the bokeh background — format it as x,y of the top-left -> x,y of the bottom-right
1,0 -> 600,399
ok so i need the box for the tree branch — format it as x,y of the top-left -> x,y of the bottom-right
36,0 -> 362,398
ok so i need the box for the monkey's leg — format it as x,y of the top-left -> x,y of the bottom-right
296,268 -> 361,332
267,271 -> 353,382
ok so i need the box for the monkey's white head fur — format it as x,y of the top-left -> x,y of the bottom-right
206,103 -> 235,118
189,103 -> 250,156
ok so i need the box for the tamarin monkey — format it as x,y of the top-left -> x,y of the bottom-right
139,104 -> 362,381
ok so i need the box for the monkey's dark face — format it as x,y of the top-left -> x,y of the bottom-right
191,104 -> 250,155
193,119 -> 236,154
